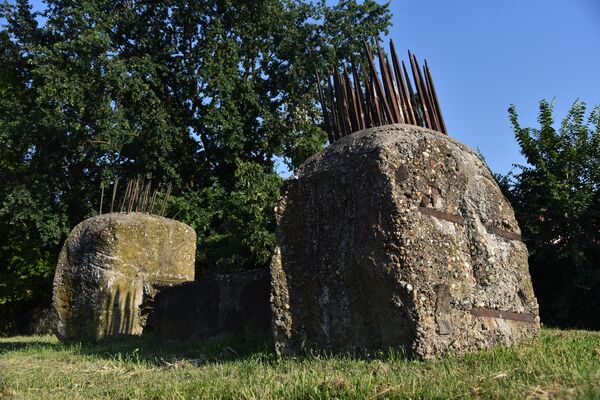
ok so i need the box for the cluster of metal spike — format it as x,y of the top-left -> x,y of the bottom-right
316,39 -> 447,143
99,177 -> 172,216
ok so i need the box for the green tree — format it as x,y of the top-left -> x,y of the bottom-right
504,100 -> 600,329
0,0 -> 391,333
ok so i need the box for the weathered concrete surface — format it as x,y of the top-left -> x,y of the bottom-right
53,213 -> 195,341
152,269 -> 271,343
271,124 -> 540,359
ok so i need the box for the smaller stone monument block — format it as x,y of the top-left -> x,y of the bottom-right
52,213 -> 195,341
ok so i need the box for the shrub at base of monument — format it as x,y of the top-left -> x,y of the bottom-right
52,213 -> 196,341
271,124 -> 540,359
152,269 -> 271,343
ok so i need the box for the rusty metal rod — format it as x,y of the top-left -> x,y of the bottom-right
424,60 -> 447,135
160,183 -> 172,216
320,40 -> 447,142
351,61 -> 369,129
408,50 -> 432,129
377,42 -> 401,124
364,41 -> 394,124
99,184 -> 104,215
110,179 -> 118,213
343,67 -> 360,132
402,60 -> 421,127
149,189 -> 158,214
316,71 -> 334,143
332,71 -> 347,137
414,55 -> 439,131
390,39 -> 415,125
422,62 -> 440,132
120,180 -> 131,213
327,75 -> 340,141
361,63 -> 378,127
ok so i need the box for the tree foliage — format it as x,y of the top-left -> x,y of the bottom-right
0,0 -> 391,333
504,100 -> 600,329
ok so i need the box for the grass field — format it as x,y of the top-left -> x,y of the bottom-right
0,329 -> 598,399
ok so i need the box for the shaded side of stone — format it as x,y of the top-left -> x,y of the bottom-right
152,269 -> 271,343
271,138 -> 418,356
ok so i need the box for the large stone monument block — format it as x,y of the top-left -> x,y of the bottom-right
53,213 -> 195,341
271,124 -> 540,358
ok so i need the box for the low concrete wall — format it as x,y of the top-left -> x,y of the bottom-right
152,269 -> 270,343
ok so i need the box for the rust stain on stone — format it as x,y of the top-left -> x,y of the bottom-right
484,225 -> 522,242
417,208 -> 522,242
418,206 -> 465,225
470,307 -> 535,323
435,284 -> 452,335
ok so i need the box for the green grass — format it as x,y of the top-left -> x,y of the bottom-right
0,329 -> 598,399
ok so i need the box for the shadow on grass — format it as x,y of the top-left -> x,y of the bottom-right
82,334 -> 276,366
0,339 -> 63,354
0,334 -> 276,366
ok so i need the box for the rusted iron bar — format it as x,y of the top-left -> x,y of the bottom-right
364,41 -> 393,124
385,55 -> 405,124
390,39 -> 415,125
370,68 -> 383,126
361,63 -> 378,126
136,179 -> 143,212
127,177 -> 138,213
351,62 -> 368,129
402,60 -> 422,127
383,43 -> 405,124
160,183 -> 172,216
99,184 -> 104,215
484,225 -> 522,241
120,180 -> 131,213
470,307 -> 536,323
424,60 -> 447,135
377,43 -> 401,124
418,206 -> 465,225
415,56 -> 440,132
133,178 -> 141,213
352,72 -> 365,130
317,40 -> 448,142
340,71 -> 353,136
327,75 -> 340,141
343,67 -> 360,133
316,71 -> 334,143
422,62 -> 439,131
141,180 -> 151,213
335,71 -> 349,137
105,178 -> 178,218
110,179 -> 118,213
148,181 -> 153,212
408,50 -> 432,130
149,189 -> 158,215
332,72 -> 347,138
138,179 -> 145,212
139,181 -> 147,213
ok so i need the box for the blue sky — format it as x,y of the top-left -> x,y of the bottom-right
382,0 -> 600,175
16,0 -> 600,176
